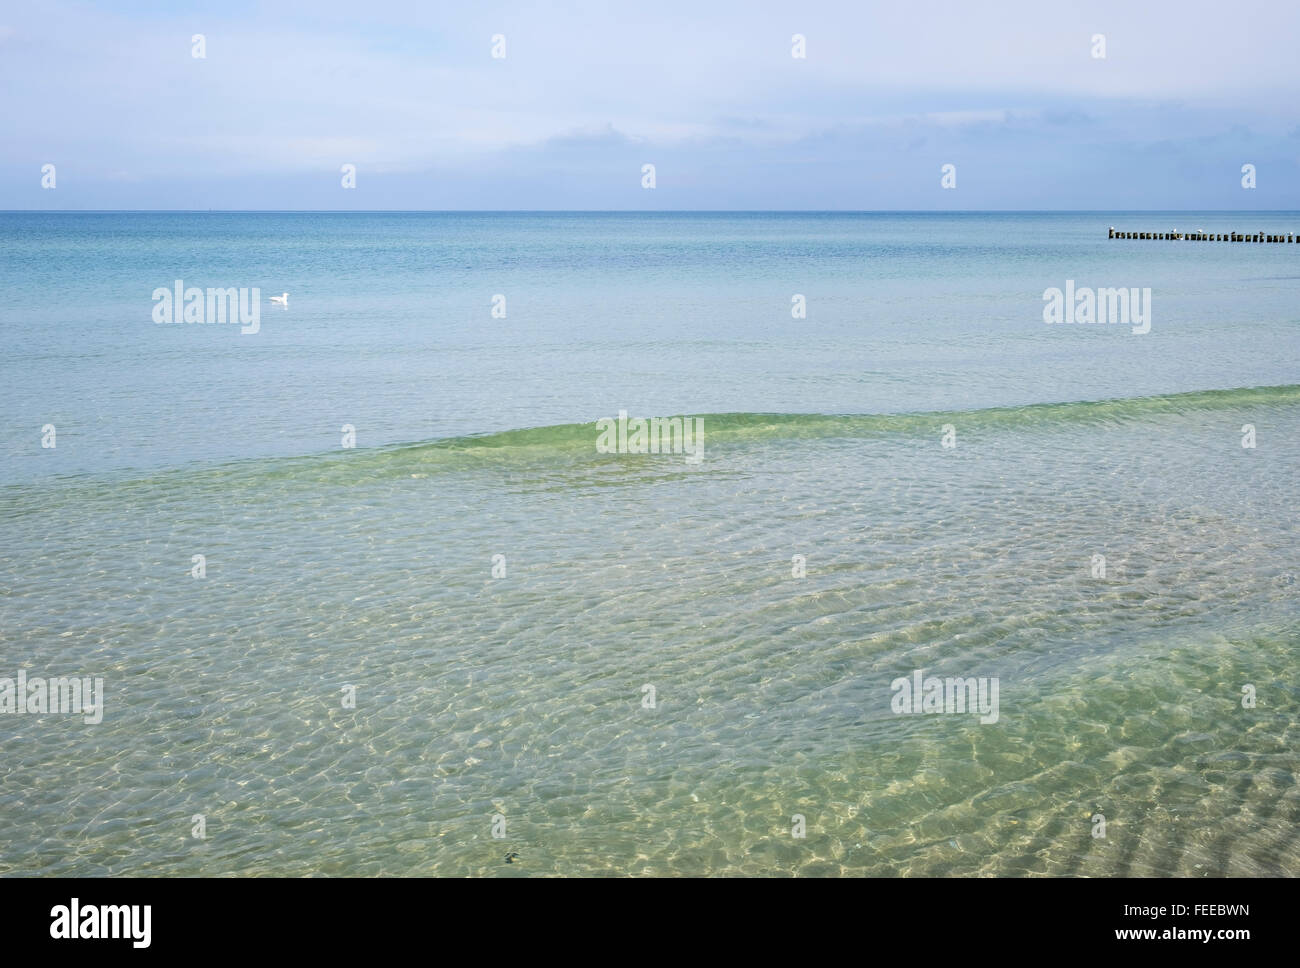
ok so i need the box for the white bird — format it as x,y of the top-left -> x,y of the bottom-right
270,292 -> 288,306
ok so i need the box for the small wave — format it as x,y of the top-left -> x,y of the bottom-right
385,382 -> 1300,454
17,384 -> 1298,494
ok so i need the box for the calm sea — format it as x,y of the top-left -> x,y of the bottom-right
1,212 -> 1297,875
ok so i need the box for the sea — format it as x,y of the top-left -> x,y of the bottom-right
1,211 -> 1297,876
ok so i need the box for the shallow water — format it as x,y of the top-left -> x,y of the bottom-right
1,213 -> 1298,876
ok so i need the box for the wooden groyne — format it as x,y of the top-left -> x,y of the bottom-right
1109,227 -> 1297,242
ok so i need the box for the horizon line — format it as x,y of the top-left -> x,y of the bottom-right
5,209 -> 1300,215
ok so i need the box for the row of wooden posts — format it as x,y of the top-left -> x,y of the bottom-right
1109,227 -> 1298,242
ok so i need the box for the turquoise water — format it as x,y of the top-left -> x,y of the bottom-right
1,212 -> 1298,876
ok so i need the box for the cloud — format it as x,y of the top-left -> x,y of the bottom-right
3,0 -> 1299,208
543,124 -> 638,149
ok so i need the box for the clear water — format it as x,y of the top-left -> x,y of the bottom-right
1,212 -> 1297,876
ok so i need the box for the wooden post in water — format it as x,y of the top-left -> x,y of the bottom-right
1106,227 -> 1296,244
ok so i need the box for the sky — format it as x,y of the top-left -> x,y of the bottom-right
2,0 -> 1299,210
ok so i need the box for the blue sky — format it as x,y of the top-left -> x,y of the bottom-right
3,0 -> 1299,209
